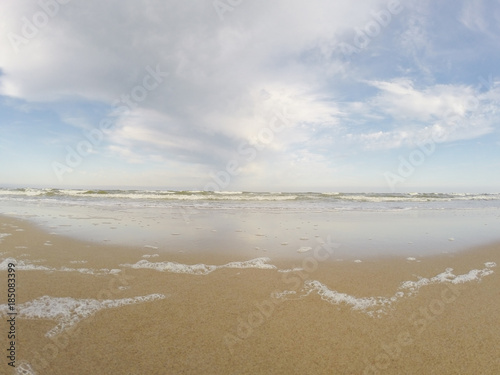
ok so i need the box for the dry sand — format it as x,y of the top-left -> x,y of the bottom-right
1,215 -> 499,374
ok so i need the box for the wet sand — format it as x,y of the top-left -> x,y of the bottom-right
1,215 -> 499,374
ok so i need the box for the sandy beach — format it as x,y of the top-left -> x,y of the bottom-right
2,0 -> 500,373
1,215 -> 499,374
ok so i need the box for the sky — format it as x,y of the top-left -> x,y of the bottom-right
1,0 -> 500,192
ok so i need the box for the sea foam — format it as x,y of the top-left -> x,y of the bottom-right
121,257 -> 277,275
274,262 -> 496,317
0,257 -> 121,275
0,258 -> 52,271
0,294 -> 166,338
15,361 -> 37,375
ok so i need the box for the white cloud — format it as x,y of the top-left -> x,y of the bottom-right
367,79 -> 477,121
1,0 -> 500,190
342,78 -> 500,149
459,0 -> 489,33
0,0 -> 383,177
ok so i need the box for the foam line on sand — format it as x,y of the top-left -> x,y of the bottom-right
0,294 -> 167,338
273,262 -> 497,317
120,257 -> 277,275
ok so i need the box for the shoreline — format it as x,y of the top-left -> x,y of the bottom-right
3,206 -> 500,261
1,214 -> 499,374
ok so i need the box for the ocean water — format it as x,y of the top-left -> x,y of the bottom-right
1,188 -> 499,375
2,188 -> 500,210
1,188 -> 500,258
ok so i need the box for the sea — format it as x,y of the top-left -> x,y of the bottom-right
2,188 -> 499,375
2,188 -> 500,210
1,188 -> 500,258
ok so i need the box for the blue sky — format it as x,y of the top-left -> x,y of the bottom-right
1,0 -> 500,192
